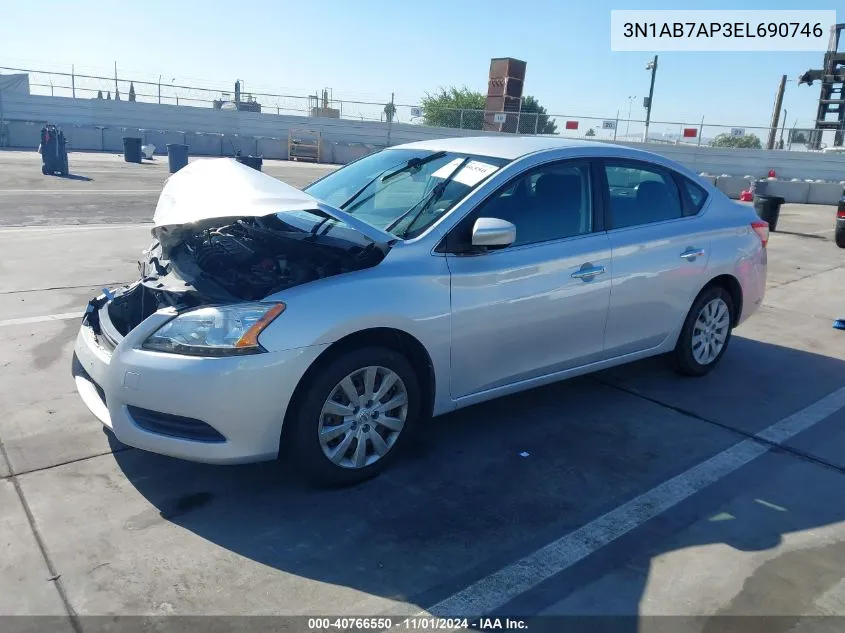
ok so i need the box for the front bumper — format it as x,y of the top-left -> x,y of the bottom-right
72,302 -> 327,465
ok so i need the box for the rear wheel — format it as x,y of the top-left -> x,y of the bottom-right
287,346 -> 421,486
836,223 -> 845,248
672,286 -> 735,377
41,165 -> 49,175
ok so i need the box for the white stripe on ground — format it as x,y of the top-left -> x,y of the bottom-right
0,312 -> 82,327
414,385 -> 845,619
0,189 -> 159,194
0,223 -> 151,234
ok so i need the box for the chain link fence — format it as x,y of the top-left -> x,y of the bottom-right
1,65 -> 834,151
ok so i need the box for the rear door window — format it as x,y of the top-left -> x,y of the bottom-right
603,162 -> 683,229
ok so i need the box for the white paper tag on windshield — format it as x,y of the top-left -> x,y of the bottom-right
452,160 -> 499,187
431,158 -> 465,181
431,159 -> 499,187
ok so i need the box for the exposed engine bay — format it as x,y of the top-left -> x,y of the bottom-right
100,214 -> 387,336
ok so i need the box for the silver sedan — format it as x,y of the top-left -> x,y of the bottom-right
73,136 -> 768,485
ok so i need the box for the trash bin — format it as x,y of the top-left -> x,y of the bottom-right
122,137 -> 143,163
235,154 -> 263,172
835,187 -> 845,248
166,143 -> 189,174
39,125 -> 69,176
753,194 -> 785,232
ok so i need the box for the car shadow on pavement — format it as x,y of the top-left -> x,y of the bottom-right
110,335 -> 845,630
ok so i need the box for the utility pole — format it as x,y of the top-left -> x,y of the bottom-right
643,55 -> 658,143
767,75 -> 787,150
625,96 -> 636,138
386,92 -> 395,146
779,108 -> 788,148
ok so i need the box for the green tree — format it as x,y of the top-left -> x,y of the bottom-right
709,133 -> 762,149
421,87 -> 486,129
383,101 -> 396,123
129,82 -> 137,102
421,87 -> 557,134
518,95 -> 558,134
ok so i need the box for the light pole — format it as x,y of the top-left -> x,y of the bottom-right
625,96 -> 636,138
643,55 -> 658,142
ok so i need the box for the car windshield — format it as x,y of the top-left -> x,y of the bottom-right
303,148 -> 509,239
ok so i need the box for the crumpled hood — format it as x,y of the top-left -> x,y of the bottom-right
151,158 -> 395,246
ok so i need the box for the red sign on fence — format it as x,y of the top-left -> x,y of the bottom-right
683,128 -> 698,138
565,120 -> 579,130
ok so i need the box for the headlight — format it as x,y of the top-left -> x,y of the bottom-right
142,303 -> 285,356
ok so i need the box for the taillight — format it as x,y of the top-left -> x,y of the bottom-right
751,221 -> 769,247
837,209 -> 845,219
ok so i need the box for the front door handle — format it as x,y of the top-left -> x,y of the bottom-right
571,264 -> 606,281
680,247 -> 705,260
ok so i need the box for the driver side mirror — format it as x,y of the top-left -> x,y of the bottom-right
471,217 -> 516,249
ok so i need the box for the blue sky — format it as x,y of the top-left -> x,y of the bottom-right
1,0 -> 841,132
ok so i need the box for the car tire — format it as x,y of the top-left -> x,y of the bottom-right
671,286 -> 735,377
41,165 -> 49,175
287,346 -> 421,487
836,224 -> 845,249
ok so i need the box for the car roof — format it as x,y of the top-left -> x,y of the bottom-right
392,135 -> 620,160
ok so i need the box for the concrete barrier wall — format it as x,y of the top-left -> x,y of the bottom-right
141,130 -> 186,154
103,127 -> 142,152
750,178 -> 843,205
714,176 -> 752,199
7,120 -> 40,148
257,137 -> 286,160
807,182 -> 844,205
186,132 -> 223,157
761,180 -> 811,204
5,92 -> 845,184
222,134 -> 257,156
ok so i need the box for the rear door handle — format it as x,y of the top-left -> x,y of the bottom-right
571,264 -> 606,281
680,248 -> 705,260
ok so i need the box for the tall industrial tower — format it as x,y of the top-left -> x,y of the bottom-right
798,23 -> 845,148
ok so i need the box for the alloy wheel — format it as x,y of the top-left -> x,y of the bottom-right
691,297 -> 730,365
317,366 -> 409,469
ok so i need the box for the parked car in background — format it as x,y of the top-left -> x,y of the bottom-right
72,137 -> 768,485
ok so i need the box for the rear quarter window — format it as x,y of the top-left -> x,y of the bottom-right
681,177 -> 708,214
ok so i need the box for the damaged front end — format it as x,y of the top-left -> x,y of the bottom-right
86,158 -> 394,342
96,213 -> 388,341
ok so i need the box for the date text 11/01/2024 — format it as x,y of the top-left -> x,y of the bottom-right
307,617 -> 528,630
622,22 -> 823,39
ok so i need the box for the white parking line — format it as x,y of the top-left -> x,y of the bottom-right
0,312 -> 82,327
417,385 -> 845,618
0,223 -> 151,234
0,189 -> 158,194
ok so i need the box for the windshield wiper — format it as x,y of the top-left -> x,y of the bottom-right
385,156 -> 470,237
339,151 -> 447,211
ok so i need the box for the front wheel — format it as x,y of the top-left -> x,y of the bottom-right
672,287 -> 735,377
287,346 -> 421,486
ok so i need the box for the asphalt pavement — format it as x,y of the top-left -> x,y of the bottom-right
1,150 -> 845,633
